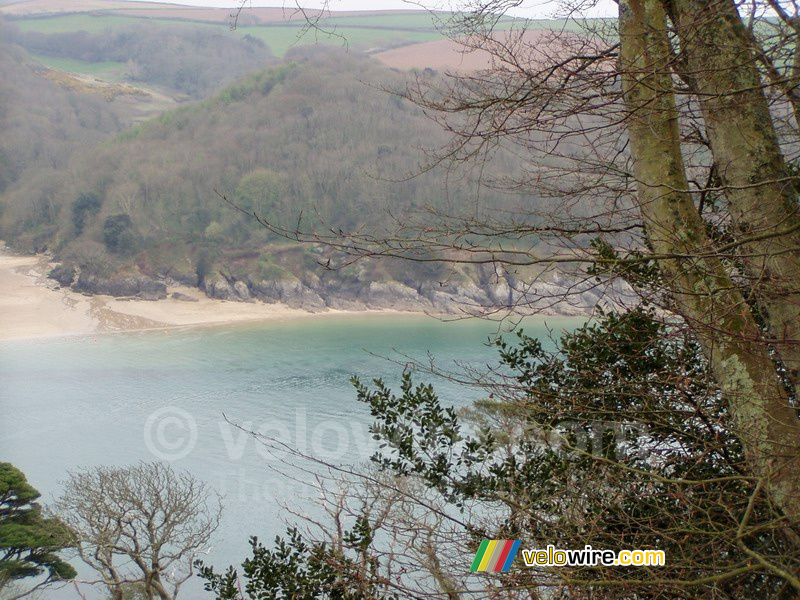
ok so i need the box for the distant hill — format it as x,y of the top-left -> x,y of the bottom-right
0,47 -> 551,311
0,6 -> 583,312
0,1 -> 526,71
0,4 -> 458,59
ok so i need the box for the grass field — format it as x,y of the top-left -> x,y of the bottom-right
315,12 -> 517,31
30,54 -> 126,80
11,13 -> 218,33
237,23 -> 442,55
315,13 -> 464,29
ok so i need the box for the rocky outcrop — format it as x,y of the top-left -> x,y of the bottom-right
171,292 -> 199,302
363,281 -> 432,311
204,276 -> 257,302
203,277 -> 234,300
72,274 -> 167,300
48,259 -> 624,316
233,281 -> 251,301
251,279 -> 327,311
48,264 -> 76,287
192,270 -> 623,315
418,281 -> 493,313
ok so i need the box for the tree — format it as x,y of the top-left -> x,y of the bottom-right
54,462 -> 222,600
259,0 -> 800,526
199,526 -> 398,600
203,307 -> 800,597
71,192 -> 102,236
102,213 -> 138,255
225,0 -> 800,595
0,463 -> 76,598
235,169 -> 284,220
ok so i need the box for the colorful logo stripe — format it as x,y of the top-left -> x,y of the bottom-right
470,540 -> 521,571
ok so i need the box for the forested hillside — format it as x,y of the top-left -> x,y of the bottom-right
0,42 -> 126,196
0,41 -> 562,312
1,20 -> 275,98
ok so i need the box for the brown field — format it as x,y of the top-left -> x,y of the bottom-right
0,0 -> 432,25
374,30 -> 551,72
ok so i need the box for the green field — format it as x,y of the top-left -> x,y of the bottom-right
8,11 -> 561,58
237,23 -> 442,55
30,54 -> 126,80
316,12 -> 520,31
315,12 -> 463,29
10,14 -> 200,33
11,13 -> 443,56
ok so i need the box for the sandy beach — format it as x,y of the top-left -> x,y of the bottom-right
0,245 -> 401,342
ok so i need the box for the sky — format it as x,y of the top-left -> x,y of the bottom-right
116,0 -> 618,19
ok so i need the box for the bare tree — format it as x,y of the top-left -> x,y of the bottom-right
54,462 -> 221,600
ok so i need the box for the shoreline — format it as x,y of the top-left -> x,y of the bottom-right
0,242 -> 460,342
0,247 -> 435,342
0,246 -> 590,343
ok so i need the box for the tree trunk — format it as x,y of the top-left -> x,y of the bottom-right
619,0 -> 800,519
666,0 -> 800,400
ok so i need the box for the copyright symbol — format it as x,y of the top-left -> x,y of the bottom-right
144,406 -> 197,461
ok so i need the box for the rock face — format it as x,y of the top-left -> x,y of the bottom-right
72,274 -> 167,300
252,279 -> 327,311
203,278 -> 234,300
363,281 -> 431,311
48,260 -> 622,316
192,270 -> 623,315
233,281 -> 251,301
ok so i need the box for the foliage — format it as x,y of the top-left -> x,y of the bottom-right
215,64 -> 295,106
2,49 -> 537,292
204,221 -> 226,244
0,41 -> 125,238
208,307 -> 799,597
0,463 -> 76,593
102,213 -> 137,254
239,5 -> 800,596
198,525 -> 398,600
235,168 -> 284,217
1,21 -> 274,98
71,192 -> 101,235
354,309 -> 796,595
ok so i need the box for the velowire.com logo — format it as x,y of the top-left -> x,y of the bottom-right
470,540 -> 522,572
471,540 -> 666,571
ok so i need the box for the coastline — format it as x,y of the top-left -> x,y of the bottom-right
0,247 -> 428,342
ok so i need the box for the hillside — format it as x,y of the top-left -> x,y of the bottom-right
0,5 -> 604,315
0,46 -> 581,313
1,18 -> 276,99
0,42 -> 133,196
0,2 -> 522,71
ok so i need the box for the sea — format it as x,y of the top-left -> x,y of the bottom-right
0,314 -> 582,598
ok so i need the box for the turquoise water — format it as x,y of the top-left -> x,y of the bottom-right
0,314 -> 580,598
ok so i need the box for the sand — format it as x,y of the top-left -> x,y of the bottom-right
0,251 -> 97,341
0,245 -> 402,342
